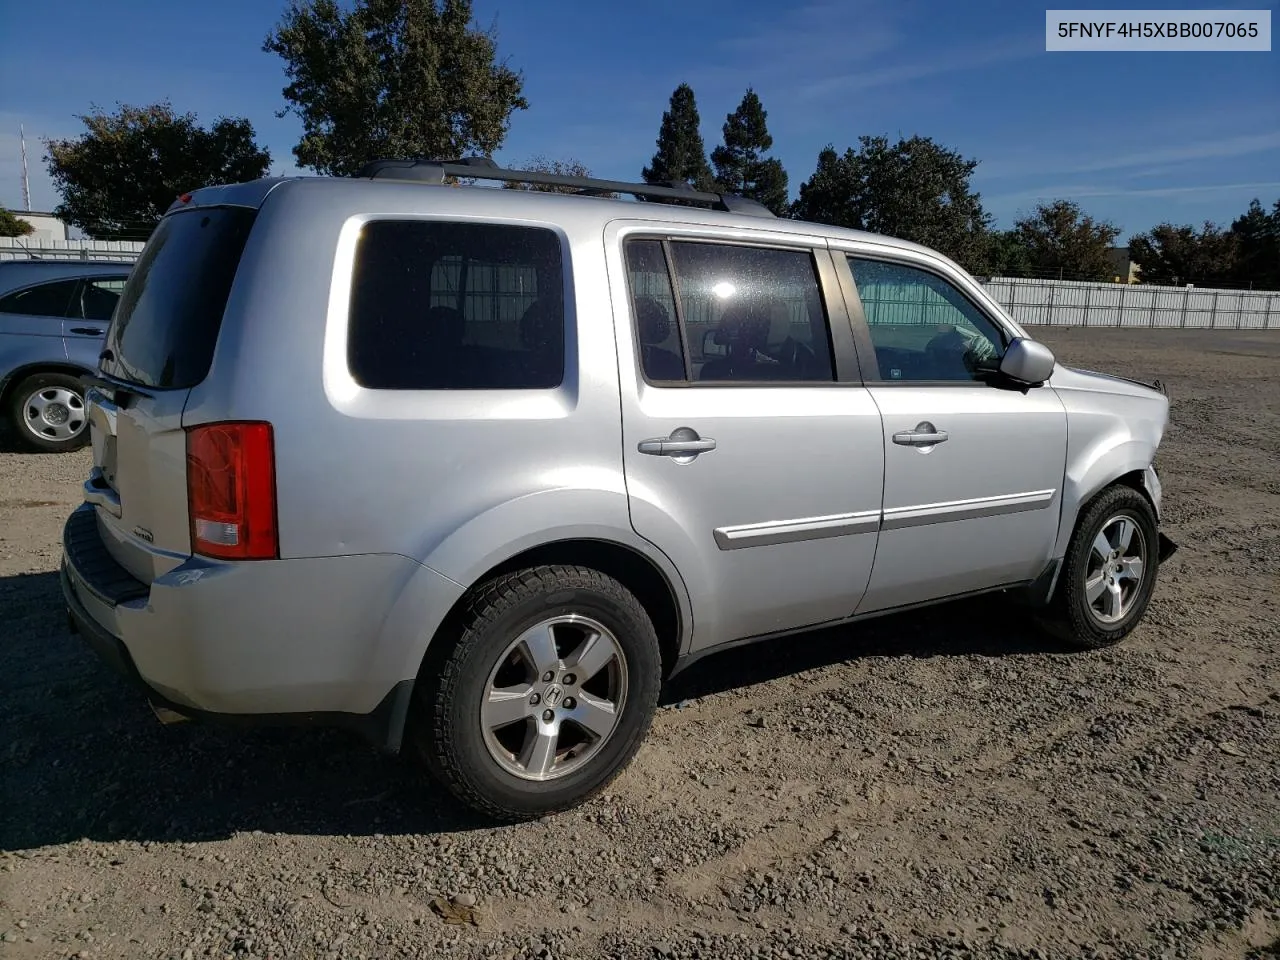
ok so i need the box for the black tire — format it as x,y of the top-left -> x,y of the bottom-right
410,564 -> 662,822
1040,485 -> 1161,649
7,372 -> 91,453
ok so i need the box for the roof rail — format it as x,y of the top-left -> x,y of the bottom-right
351,157 -> 776,218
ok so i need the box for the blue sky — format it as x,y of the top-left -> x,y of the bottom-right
1,0 -> 1277,237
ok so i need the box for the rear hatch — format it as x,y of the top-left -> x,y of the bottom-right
85,204 -> 256,582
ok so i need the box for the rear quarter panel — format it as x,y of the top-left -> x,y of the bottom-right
181,180 -> 691,687
0,316 -> 74,397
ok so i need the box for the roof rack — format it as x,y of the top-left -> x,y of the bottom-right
352,157 -> 776,218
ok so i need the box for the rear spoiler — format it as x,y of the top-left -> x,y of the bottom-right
164,177 -> 295,216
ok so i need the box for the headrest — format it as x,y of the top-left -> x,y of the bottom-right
634,295 -> 671,345
713,300 -> 789,350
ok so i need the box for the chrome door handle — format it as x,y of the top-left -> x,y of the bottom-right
639,438 -> 716,455
892,421 -> 949,446
638,427 -> 716,458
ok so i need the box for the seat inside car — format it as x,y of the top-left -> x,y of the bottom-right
699,299 -> 817,381
633,295 -> 684,381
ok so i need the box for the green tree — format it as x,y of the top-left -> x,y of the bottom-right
0,209 -> 35,238
710,89 -> 788,214
641,83 -> 714,191
791,136 -> 991,272
45,102 -> 270,241
790,146 -> 858,228
983,229 -> 1033,278
1013,200 -> 1120,281
264,0 -> 528,177
1128,221 -> 1238,286
1230,198 -> 1280,290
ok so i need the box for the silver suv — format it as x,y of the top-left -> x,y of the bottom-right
62,159 -> 1177,821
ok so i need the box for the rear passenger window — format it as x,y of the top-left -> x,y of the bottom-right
0,279 -> 79,318
348,221 -> 565,390
623,239 -> 835,384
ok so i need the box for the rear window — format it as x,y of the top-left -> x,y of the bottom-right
347,220 -> 565,390
102,207 -> 256,389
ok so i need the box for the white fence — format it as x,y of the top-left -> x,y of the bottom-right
2,240 -> 1278,330
0,238 -> 146,262
984,276 -> 1279,330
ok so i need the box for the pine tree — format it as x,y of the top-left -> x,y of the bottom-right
1230,198 -> 1280,290
641,83 -> 713,191
711,89 -> 788,215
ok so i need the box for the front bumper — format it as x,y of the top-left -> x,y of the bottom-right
60,504 -> 419,751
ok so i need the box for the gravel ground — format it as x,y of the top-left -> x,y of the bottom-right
1,327 -> 1277,960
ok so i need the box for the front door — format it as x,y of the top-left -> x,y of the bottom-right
836,252 -> 1068,614
610,229 -> 885,650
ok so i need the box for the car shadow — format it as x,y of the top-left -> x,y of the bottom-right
0,425 -> 26,453
1,569 -> 1070,851
662,593 -> 1073,704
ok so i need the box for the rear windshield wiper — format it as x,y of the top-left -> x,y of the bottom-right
81,371 -> 154,404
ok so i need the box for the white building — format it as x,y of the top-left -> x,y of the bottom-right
13,211 -> 69,243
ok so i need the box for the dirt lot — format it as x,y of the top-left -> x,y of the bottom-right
1,328 -> 1277,960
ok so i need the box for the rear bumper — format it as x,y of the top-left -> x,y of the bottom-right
65,574 -> 412,749
60,503 -> 462,750
62,561 -> 138,680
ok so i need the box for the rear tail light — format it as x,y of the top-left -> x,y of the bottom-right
185,422 -> 278,560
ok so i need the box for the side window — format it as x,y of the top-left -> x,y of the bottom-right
348,220 -> 564,390
75,277 -> 128,322
847,257 -> 1006,383
0,279 -> 80,318
624,240 -> 687,382
654,241 -> 835,383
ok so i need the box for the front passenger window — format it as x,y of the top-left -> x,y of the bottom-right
76,278 -> 128,322
848,257 -> 1005,383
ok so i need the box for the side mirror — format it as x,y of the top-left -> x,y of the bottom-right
998,337 -> 1056,386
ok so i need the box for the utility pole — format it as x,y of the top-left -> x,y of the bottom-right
20,125 -> 31,211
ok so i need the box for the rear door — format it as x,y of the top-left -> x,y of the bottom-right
609,225 -> 885,649
87,206 -> 257,582
63,275 -> 128,367
0,277 -> 78,363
